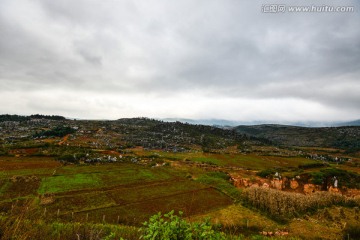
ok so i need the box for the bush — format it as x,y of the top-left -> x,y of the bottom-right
310,172 -> 324,185
256,169 -> 276,178
299,163 -> 328,169
34,126 -> 75,138
310,168 -> 360,189
140,210 -> 226,240
57,154 -> 78,163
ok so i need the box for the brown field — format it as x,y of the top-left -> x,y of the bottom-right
0,156 -> 61,171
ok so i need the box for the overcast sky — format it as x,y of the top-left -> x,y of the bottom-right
0,0 -> 359,122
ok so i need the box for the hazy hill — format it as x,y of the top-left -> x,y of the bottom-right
335,119 -> 360,127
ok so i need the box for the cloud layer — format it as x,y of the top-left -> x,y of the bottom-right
0,0 -> 359,121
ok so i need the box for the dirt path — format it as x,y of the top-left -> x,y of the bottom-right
58,134 -> 70,145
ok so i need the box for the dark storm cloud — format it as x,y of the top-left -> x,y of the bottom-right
0,0 -> 359,120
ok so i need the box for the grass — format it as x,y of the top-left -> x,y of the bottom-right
38,163 -> 182,195
190,157 -> 222,165
159,151 -> 319,170
192,204 -> 281,235
99,167 -> 179,187
196,172 -> 242,201
287,206 -> 360,239
0,181 -> 10,196
0,217 -> 140,240
38,173 -> 103,194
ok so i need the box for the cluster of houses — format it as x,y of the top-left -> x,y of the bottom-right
84,155 -> 120,164
304,153 -> 350,163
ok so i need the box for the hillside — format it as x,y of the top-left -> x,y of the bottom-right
234,124 -> 360,152
1,115 -> 360,239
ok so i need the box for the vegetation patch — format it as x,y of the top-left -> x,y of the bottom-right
310,168 -> 360,188
34,126 -> 75,138
38,174 -> 102,194
196,172 -> 241,200
190,157 -> 221,165
141,210 -> 226,240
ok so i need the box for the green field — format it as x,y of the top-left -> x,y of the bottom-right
39,173 -> 103,194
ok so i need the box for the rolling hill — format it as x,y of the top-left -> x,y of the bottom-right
234,124 -> 360,152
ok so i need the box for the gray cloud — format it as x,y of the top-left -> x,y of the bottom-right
0,0 -> 359,121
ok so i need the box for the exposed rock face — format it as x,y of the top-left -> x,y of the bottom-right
328,186 -> 340,193
290,180 -> 299,189
303,184 -> 321,194
232,177 -> 254,188
231,173 -> 359,196
271,179 -> 283,190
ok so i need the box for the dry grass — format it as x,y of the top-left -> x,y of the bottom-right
0,200 -> 139,240
243,187 -> 356,219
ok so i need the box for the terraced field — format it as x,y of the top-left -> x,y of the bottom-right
145,150 -> 318,170
0,157 -> 233,225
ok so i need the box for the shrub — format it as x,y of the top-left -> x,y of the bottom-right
140,210 -> 226,240
256,169 -> 276,178
298,163 -> 328,169
33,126 -> 75,138
57,154 -> 79,163
310,168 -> 360,189
310,172 -> 324,185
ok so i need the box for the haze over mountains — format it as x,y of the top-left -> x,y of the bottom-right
1,114 -> 359,127
162,118 -> 360,127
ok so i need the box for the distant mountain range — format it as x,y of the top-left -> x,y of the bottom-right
162,118 -> 360,127
1,114 -> 359,127
334,119 -> 360,127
